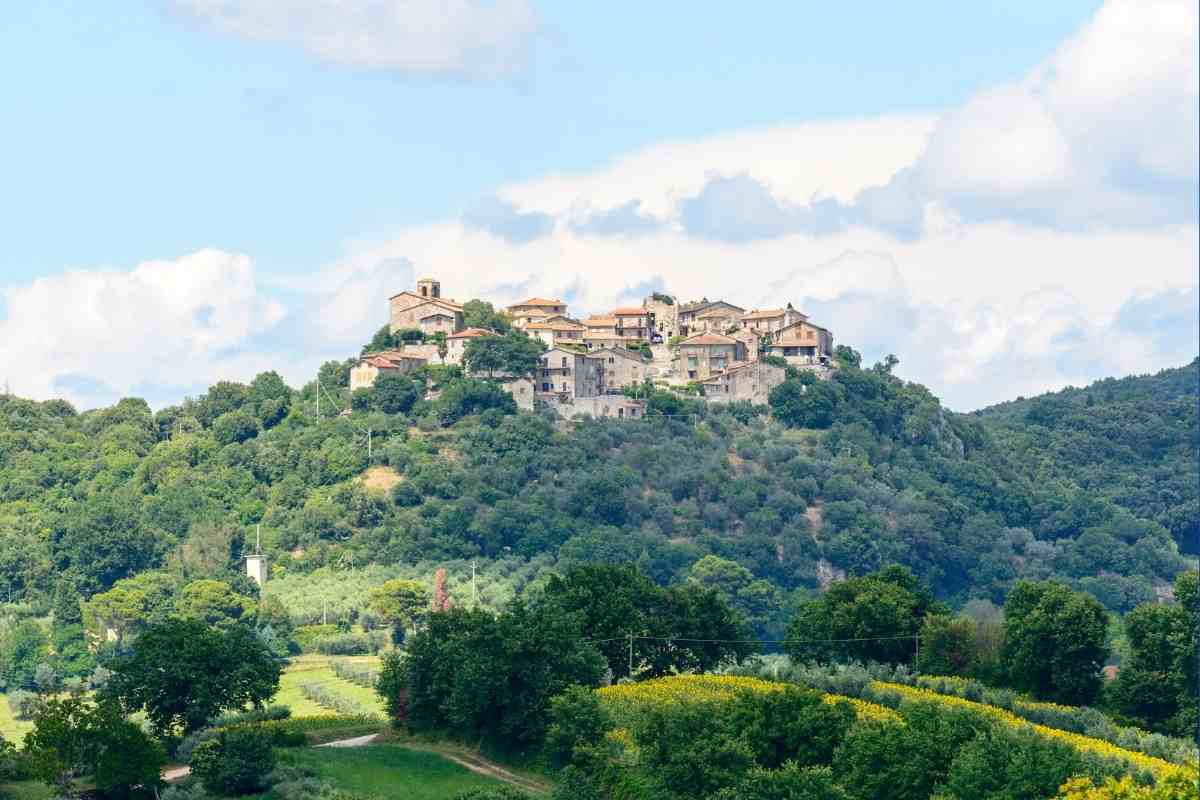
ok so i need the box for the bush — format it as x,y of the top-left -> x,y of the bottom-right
453,790 -> 531,800
294,624 -> 339,651
300,683 -> 379,717
190,726 -> 276,795
7,689 -> 37,720
314,633 -> 373,655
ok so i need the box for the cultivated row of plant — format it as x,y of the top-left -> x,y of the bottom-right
330,658 -> 379,690
897,673 -> 1199,767
299,681 -> 381,718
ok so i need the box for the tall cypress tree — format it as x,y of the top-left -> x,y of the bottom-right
51,582 -> 94,679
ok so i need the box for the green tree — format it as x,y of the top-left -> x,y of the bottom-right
2,619 -> 49,691
212,409 -> 260,445
175,579 -> 257,629
462,300 -> 513,333
727,686 -> 856,769
834,345 -> 862,368
917,614 -> 978,677
105,619 -> 281,734
190,726 -> 275,796
50,492 -> 161,596
713,764 -> 849,800
786,565 -> 943,665
769,379 -> 841,429
362,324 -> 400,354
1001,580 -> 1108,705
369,578 -> 430,642
463,331 -> 545,378
372,373 -> 423,415
544,685 -> 613,768
51,582 -> 93,678
941,724 -> 1084,800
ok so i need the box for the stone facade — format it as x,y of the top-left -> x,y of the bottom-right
700,361 -> 786,405
508,297 -> 568,329
389,278 -> 464,336
547,394 -> 646,420
741,307 -> 807,335
590,347 -> 649,392
677,333 -> 747,381
526,319 -> 586,348
445,327 -> 495,366
643,295 -> 678,339
537,347 -> 603,399
349,350 -> 428,391
767,320 -> 834,365
499,377 -> 536,411
677,300 -> 746,337
612,308 -> 653,341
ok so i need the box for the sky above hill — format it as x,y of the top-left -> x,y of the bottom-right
1,0 -> 1196,411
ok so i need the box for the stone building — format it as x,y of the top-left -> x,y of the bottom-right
537,347 -> 603,399
740,307 -> 807,335
612,307 -> 653,341
526,318 -> 587,348
678,300 -> 745,337
445,327 -> 496,366
700,361 -> 786,405
642,294 -> 678,339
590,347 -> 649,392
507,297 -> 568,329
677,333 -> 747,381
389,278 -> 464,336
349,350 -> 428,391
767,320 -> 834,365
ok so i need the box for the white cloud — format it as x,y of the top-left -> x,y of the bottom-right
172,0 -> 538,76
0,250 -> 285,409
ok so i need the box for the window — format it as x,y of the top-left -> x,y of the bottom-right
542,383 -> 551,392
618,407 -> 624,418
562,382 -> 567,392
561,356 -> 568,367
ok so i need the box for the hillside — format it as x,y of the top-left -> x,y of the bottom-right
975,358 -> 1199,557
0,355 -> 1193,627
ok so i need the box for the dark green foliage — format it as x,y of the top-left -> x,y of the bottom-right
940,724 -> 1086,800
371,373 -> 424,415
635,701 -> 755,800
454,790 -> 530,800
190,725 -> 275,795
712,764 -> 850,800
212,409 -> 260,445
1001,580 -> 1109,705
432,378 -> 517,424
2,619 -> 49,690
50,492 -> 162,596
24,696 -> 165,799
727,687 -> 856,769
786,566 -> 943,665
544,685 -> 612,768
51,582 -> 93,678
463,330 -> 545,377
105,619 -> 282,735
917,614 -> 979,677
398,603 -> 605,754
543,564 -> 755,680
462,299 -> 513,333
1106,569 -> 1199,735
362,324 -> 401,354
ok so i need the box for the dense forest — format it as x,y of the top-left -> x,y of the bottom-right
0,344 -> 1193,638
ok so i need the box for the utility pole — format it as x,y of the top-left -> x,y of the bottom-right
627,633 -> 634,679
367,428 -> 373,460
914,633 -> 920,674
471,560 -> 477,608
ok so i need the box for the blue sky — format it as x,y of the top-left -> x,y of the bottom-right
0,0 -> 1195,412
1,2 -> 1101,280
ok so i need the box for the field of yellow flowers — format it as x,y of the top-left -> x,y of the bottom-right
872,682 -> 1185,781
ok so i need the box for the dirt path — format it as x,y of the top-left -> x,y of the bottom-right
162,732 -> 380,782
436,750 -> 549,794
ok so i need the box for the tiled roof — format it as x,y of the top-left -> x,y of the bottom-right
510,297 -> 566,308
742,308 -> 789,320
612,307 -> 647,316
447,327 -> 495,339
584,316 -> 618,327
679,333 -> 739,346
526,320 -> 586,331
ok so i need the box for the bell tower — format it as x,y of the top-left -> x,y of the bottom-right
416,278 -> 441,299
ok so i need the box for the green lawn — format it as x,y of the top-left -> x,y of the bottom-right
0,695 -> 34,745
270,655 -> 387,718
269,744 -> 505,799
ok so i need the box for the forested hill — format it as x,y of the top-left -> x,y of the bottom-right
0,355 -> 1194,636
975,358 -> 1198,557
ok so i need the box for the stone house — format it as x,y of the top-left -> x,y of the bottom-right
582,332 -> 629,351
677,333 -> 748,381
741,307 -> 807,335
590,347 -> 649,392
389,278 -> 464,335
612,307 -> 653,341
526,319 -> 587,348
678,300 -> 745,337
700,361 -> 786,405
349,350 -> 428,391
767,320 -> 834,365
507,297 -> 568,329
445,327 -> 496,366
537,347 -> 603,399
584,315 -> 618,337
642,294 -> 678,339
499,377 -> 536,411
562,395 -> 646,420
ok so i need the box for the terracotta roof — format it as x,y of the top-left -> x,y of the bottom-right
582,332 -> 628,340
741,308 -> 790,320
509,297 -> 566,308
612,307 -> 647,316
584,316 -> 618,327
363,353 -> 426,368
447,327 -> 495,339
697,306 -> 740,319
775,320 -> 830,336
679,333 -> 739,346
526,320 -> 586,331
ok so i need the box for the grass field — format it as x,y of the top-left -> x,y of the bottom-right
269,744 -> 506,799
270,655 -> 387,717
0,694 -> 34,745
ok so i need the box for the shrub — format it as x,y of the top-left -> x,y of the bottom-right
7,689 -> 37,720
190,726 -> 276,795
453,790 -> 531,800
315,633 -> 373,655
294,624 -> 339,651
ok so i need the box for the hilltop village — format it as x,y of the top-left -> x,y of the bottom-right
350,277 -> 835,418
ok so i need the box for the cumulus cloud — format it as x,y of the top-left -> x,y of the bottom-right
462,195 -> 555,244
569,200 -> 667,238
0,250 -> 285,409
171,0 -> 538,76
